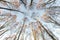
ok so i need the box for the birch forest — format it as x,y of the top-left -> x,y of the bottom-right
0,0 -> 60,40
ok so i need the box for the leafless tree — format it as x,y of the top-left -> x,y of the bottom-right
0,0 -> 60,40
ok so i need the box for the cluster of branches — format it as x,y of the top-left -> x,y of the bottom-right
0,0 -> 56,13
0,0 -> 60,40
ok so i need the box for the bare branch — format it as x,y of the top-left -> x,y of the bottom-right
0,7 -> 25,13
20,0 -> 26,5
37,21 -> 58,40
17,17 -> 26,40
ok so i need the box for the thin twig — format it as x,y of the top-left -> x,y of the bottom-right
1,0 -> 13,4
45,0 -> 56,5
